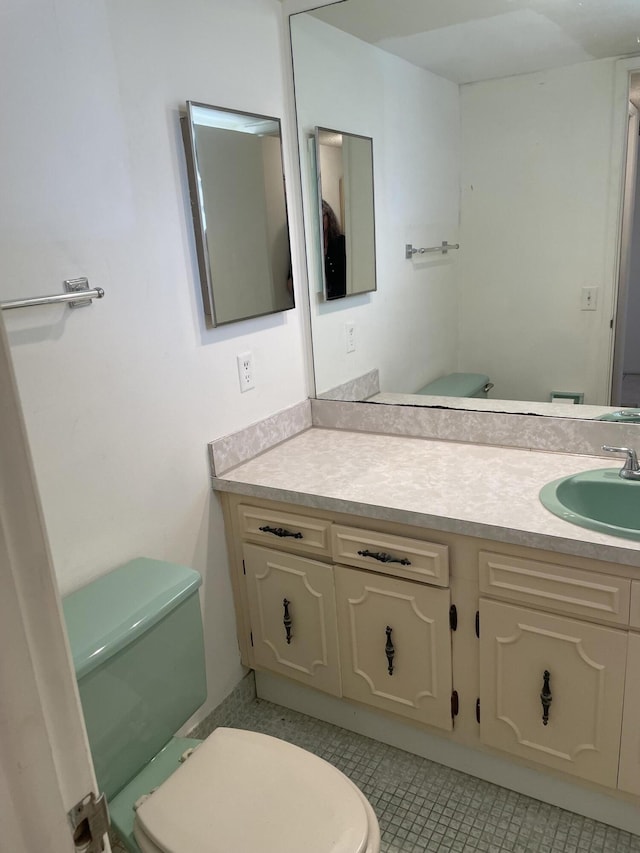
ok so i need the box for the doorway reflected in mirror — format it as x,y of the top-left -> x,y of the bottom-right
315,127 -> 376,301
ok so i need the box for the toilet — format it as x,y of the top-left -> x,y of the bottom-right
416,372 -> 493,398
63,558 -> 380,853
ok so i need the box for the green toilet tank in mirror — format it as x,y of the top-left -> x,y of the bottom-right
181,102 -> 295,328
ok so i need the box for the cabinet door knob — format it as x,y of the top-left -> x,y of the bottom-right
385,625 -> 395,675
283,598 -> 293,644
540,670 -> 552,725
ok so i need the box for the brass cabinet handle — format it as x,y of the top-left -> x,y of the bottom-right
540,670 -> 552,725
358,549 -> 411,566
385,625 -> 395,675
283,598 -> 292,644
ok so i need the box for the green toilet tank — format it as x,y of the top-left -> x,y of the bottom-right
63,558 -> 207,802
416,372 -> 492,398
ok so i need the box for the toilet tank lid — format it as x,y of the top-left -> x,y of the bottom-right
63,558 -> 202,680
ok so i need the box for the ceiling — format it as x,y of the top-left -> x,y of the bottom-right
310,0 -> 640,84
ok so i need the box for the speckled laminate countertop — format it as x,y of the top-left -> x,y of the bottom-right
212,427 -> 640,568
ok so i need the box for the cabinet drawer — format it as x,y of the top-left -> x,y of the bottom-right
238,504 -> 332,557
332,525 -> 449,587
479,551 -> 630,626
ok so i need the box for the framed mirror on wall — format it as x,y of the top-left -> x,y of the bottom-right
315,127 -> 376,301
181,101 -> 295,328
289,2 -> 640,422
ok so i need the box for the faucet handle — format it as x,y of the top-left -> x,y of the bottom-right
601,445 -> 640,474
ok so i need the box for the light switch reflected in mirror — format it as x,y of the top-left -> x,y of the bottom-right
181,101 -> 294,328
315,127 -> 376,301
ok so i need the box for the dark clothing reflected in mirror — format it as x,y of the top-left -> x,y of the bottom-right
315,128 -> 376,301
322,200 -> 346,299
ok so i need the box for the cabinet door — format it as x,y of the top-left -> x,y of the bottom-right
243,543 -> 341,695
618,632 -> 640,795
479,598 -> 627,787
335,565 -> 453,730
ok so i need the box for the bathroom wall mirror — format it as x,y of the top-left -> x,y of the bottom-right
290,2 -> 640,421
315,127 -> 376,300
181,101 -> 294,328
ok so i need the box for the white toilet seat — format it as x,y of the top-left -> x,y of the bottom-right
133,728 -> 380,853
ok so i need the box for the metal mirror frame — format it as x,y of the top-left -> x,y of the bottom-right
181,100 -> 295,328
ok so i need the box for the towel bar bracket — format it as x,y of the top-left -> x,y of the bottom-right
1,278 -> 104,311
405,241 -> 460,259
64,277 -> 94,309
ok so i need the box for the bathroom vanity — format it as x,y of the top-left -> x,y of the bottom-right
213,426 -> 640,830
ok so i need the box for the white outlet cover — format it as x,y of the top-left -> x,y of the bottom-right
345,323 -> 356,353
237,352 -> 254,391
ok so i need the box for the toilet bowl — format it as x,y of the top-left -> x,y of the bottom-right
133,728 -> 380,853
62,557 -> 380,853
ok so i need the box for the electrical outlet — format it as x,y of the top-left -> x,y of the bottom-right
237,352 -> 254,392
345,323 -> 356,353
581,286 -> 598,311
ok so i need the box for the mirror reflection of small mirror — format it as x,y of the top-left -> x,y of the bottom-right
181,101 -> 294,328
315,127 -> 376,301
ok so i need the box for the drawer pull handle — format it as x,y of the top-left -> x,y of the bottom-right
259,525 -> 303,539
358,549 -> 411,566
385,625 -> 395,675
540,670 -> 552,725
283,598 -> 293,644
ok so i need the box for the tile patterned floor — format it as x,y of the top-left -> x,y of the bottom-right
111,678 -> 640,853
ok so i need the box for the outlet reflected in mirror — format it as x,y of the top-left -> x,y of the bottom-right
181,101 -> 294,328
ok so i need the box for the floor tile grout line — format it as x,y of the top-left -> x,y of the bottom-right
110,685 -> 640,853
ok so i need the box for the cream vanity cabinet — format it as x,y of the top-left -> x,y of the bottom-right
232,502 -> 455,731
239,505 -> 341,696
332,525 -> 453,731
224,496 -> 640,797
618,583 -> 640,796
478,551 -> 630,788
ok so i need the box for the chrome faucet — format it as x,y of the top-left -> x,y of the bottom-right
601,445 -> 640,480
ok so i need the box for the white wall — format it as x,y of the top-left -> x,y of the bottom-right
458,59 -> 618,404
0,0 -> 308,719
291,14 -> 460,396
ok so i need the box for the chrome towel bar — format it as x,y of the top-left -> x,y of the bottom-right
405,241 -> 460,259
1,278 -> 104,311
